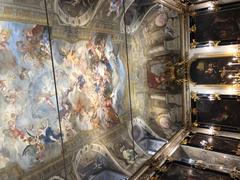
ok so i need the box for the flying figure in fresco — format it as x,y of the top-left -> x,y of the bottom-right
22,122 -> 62,160
36,92 -> 56,111
77,75 -> 86,90
16,24 -> 50,67
8,120 -> 25,140
0,29 -> 11,50
39,127 -> 62,144
107,0 -> 123,17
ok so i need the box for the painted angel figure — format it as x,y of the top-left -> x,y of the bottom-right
8,120 -> 25,140
0,29 -> 11,50
0,80 -> 7,92
36,92 -> 56,111
22,122 -> 62,160
38,126 -> 62,144
107,0 -> 123,17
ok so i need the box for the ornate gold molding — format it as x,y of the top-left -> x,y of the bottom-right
191,92 -> 199,101
230,167 -> 240,179
181,138 -> 188,145
192,121 -> 199,127
208,40 -> 221,47
190,39 -> 198,49
204,145 -> 213,151
189,24 -> 196,33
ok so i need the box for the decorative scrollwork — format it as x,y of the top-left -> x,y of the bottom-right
213,41 -> 221,47
204,145 -> 213,151
176,79 -> 188,84
189,25 -> 196,33
213,93 -> 221,100
157,165 -> 168,173
190,39 -> 199,48
191,92 -> 199,102
230,167 -> 240,179
181,138 -> 188,145
194,160 -> 208,170
233,144 -> 240,156
208,40 -> 221,47
166,156 -> 176,162
148,158 -> 160,168
193,121 -> 199,127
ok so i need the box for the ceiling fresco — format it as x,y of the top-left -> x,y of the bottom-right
52,34 -> 126,134
0,21 -> 61,170
0,20 -> 128,172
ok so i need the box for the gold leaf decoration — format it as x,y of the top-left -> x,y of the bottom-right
193,121 -> 199,127
191,92 -> 199,101
190,25 -> 197,33
190,39 -> 198,49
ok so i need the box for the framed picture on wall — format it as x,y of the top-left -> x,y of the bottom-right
190,2 -> 240,47
189,56 -> 240,85
191,94 -> 240,132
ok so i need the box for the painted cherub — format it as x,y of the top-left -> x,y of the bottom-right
5,89 -> 19,104
36,92 -> 56,111
60,47 -> 79,67
23,25 -> 44,45
23,121 -> 62,160
22,135 -> 45,161
0,29 -> 11,50
107,0 -> 123,17
61,119 -> 76,138
87,37 -> 106,62
0,80 -> 7,92
8,119 -> 25,140
102,97 -> 119,128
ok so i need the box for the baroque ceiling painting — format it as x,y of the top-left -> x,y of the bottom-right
0,21 -> 61,170
3,0 -> 231,179
52,33 -> 126,135
0,20 -> 128,173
